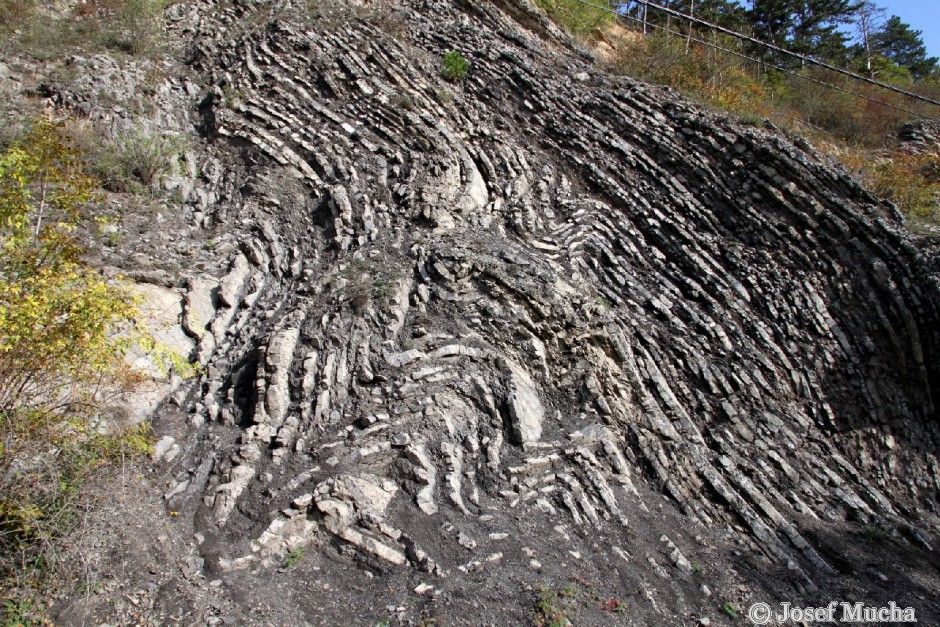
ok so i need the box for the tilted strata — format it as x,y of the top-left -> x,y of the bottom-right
128,0 -> 940,622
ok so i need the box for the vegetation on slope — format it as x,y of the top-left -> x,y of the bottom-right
0,118 -> 189,622
0,0 -> 168,60
0,0 -> 198,617
540,0 -> 940,228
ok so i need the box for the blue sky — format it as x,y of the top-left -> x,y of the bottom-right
871,0 -> 940,58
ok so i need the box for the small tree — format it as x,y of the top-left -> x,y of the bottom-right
440,51 -> 469,82
0,119 -> 156,590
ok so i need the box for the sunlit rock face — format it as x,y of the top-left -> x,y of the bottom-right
131,0 -> 940,622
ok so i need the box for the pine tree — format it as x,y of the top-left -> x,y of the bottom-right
790,0 -> 860,58
873,15 -> 938,79
748,0 -> 795,48
669,0 -> 749,30
747,0 -> 859,64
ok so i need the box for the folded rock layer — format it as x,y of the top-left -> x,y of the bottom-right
108,0 -> 940,623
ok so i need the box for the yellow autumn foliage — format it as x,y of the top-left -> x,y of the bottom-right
0,119 -> 140,419
0,119 -> 181,589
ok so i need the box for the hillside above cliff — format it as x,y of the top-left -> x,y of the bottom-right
2,1 -> 939,625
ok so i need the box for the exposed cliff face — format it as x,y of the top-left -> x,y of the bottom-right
47,0 -> 940,624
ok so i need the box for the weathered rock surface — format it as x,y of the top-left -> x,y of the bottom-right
900,119 -> 940,154
46,0 -> 940,624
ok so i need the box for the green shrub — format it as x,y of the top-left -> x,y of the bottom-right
221,84 -> 246,109
5,9 -> 86,61
284,548 -> 304,568
338,254 -> 404,312
106,0 -> 168,57
859,524 -> 888,542
440,51 -> 469,82
2,595 -> 45,626
536,0 -> 614,39
391,93 -> 415,111
87,124 -> 186,194
533,583 -> 580,626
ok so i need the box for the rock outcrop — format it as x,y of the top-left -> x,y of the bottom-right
49,0 -> 940,623
900,120 -> 940,154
